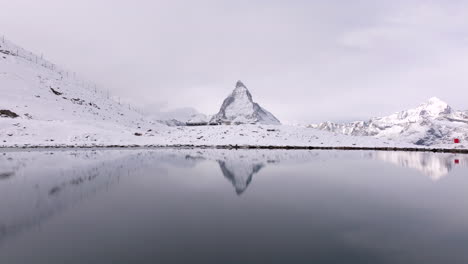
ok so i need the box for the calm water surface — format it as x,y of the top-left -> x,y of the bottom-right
0,148 -> 467,264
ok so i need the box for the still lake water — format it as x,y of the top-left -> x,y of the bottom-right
0,148 -> 467,264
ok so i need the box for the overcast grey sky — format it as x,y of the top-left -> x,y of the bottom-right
1,0 -> 468,123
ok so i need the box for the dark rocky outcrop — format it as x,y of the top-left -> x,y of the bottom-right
0,109 -> 19,118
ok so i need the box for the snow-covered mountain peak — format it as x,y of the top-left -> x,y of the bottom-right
231,80 -> 253,100
236,80 -> 247,89
310,97 -> 467,146
426,97 -> 446,105
417,97 -> 451,117
210,81 -> 281,125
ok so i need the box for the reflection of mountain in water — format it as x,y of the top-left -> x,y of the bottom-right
219,161 -> 264,195
0,149 -> 285,244
372,151 -> 468,181
0,149 -> 280,242
184,153 -> 266,195
11,148 -> 464,245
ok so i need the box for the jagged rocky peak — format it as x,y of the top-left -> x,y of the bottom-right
230,80 -> 253,101
210,80 -> 281,125
236,80 -> 247,89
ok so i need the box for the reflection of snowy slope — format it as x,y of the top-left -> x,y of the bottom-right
372,151 -> 468,181
0,150 -> 163,243
219,161 -> 264,195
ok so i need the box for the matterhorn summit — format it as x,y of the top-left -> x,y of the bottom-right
210,81 -> 281,125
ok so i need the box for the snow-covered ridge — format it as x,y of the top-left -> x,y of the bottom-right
0,37 -> 64,74
210,81 -> 281,125
0,37 -> 166,145
309,97 -> 468,146
0,37 -> 153,125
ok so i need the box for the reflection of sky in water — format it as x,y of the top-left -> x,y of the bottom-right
0,149 -> 467,264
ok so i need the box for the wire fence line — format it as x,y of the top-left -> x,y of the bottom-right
1,35 -> 121,106
1,35 -> 65,75
0,35 -> 148,115
0,35 -> 90,90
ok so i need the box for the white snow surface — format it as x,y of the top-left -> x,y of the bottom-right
0,38 -> 467,149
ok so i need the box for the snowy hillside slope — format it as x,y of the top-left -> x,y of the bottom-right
310,97 -> 468,146
210,81 -> 281,125
0,37 -> 166,145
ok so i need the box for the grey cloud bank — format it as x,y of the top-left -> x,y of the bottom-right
2,0 -> 468,123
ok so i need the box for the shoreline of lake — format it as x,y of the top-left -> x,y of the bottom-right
1,144 -> 468,154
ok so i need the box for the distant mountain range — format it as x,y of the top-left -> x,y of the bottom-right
309,97 -> 468,146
